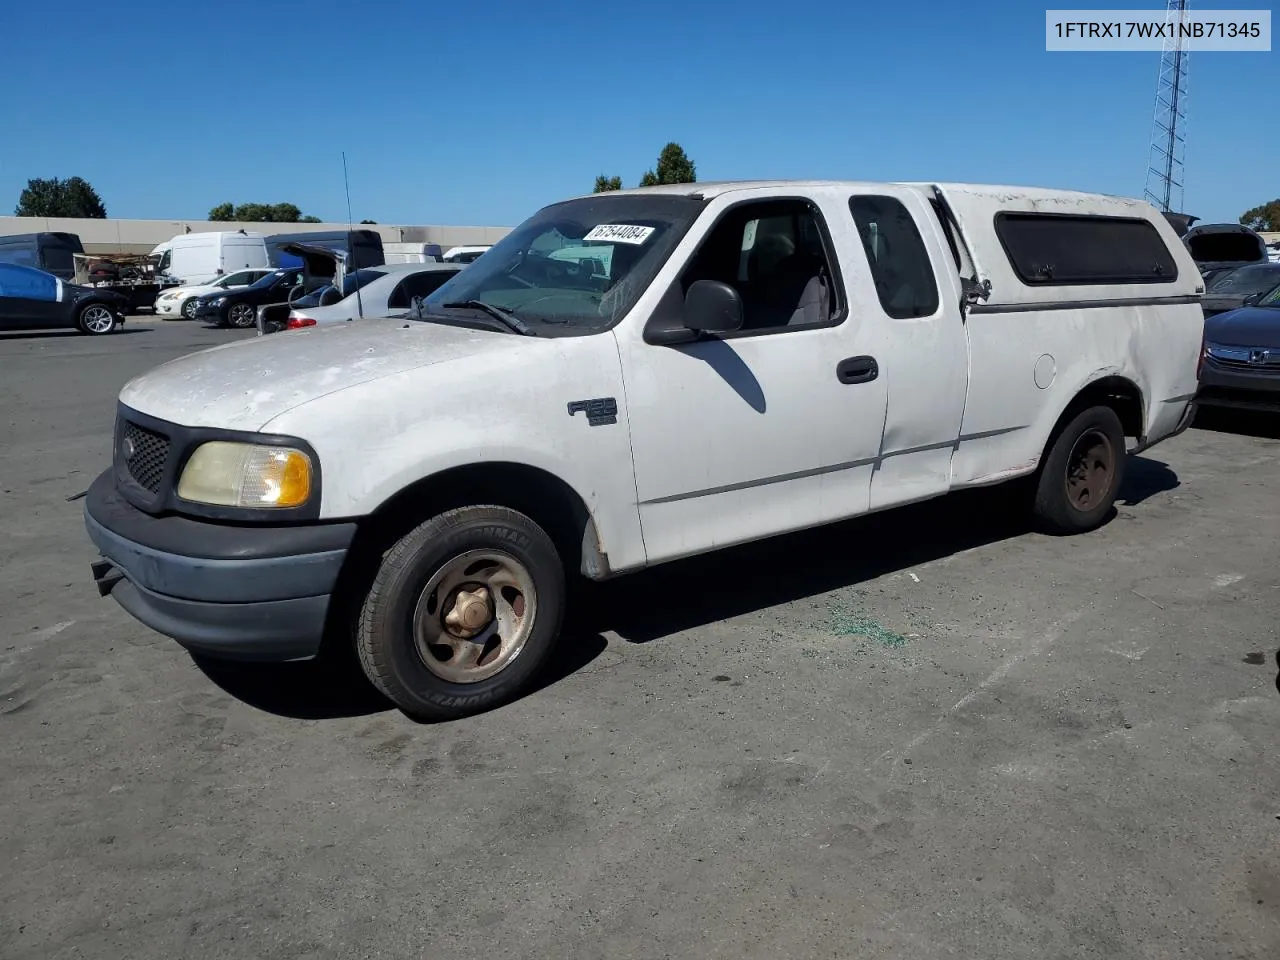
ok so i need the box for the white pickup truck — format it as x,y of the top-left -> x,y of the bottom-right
84,180 -> 1204,720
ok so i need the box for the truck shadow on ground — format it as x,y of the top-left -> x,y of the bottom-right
1191,408 -> 1280,441
576,456 -> 1172,645
1117,455 -> 1180,506
190,629 -> 610,722
191,455 -> 1176,720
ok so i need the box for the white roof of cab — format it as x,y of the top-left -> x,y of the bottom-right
574,179 -> 1148,208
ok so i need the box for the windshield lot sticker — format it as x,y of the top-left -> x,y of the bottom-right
584,224 -> 655,245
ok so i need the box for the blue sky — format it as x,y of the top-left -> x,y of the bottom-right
1,0 -> 1273,226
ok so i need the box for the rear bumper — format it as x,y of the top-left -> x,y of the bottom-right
83,469 -> 357,661
1131,395 -> 1197,454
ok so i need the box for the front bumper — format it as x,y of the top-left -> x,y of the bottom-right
1196,360 -> 1280,413
154,299 -> 180,316
193,302 -> 225,320
83,469 -> 357,661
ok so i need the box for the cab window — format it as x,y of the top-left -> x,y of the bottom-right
678,198 -> 843,333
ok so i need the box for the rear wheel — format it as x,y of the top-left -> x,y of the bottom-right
77,302 -> 118,335
1032,405 -> 1126,534
227,302 -> 256,328
355,505 -> 566,721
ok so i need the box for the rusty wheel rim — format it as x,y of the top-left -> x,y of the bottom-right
1064,428 -> 1115,512
411,550 -> 536,684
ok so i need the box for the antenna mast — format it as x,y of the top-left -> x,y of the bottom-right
1143,0 -> 1191,213
342,151 -> 364,320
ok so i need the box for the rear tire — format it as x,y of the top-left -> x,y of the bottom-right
355,505 -> 566,721
1032,405 -> 1127,534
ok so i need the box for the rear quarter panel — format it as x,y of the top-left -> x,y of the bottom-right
932,184 -> 1204,485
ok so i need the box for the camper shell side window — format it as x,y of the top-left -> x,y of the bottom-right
994,212 -> 1178,286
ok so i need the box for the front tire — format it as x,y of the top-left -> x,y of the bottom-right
180,297 -> 198,320
77,302 -> 119,335
356,505 -> 566,721
1032,405 -> 1127,534
227,302 -> 256,328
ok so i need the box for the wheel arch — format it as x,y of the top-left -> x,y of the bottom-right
333,459 -> 609,602
1039,373 -> 1145,463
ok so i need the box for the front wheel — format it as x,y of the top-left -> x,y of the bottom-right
1032,405 -> 1127,534
227,302 -> 256,328
356,505 -> 566,721
180,297 -> 199,320
77,302 -> 119,335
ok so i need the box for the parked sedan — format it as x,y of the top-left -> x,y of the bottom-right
1200,262 -> 1280,318
280,262 -> 464,331
154,267 -> 277,319
0,262 -> 129,335
1197,289 -> 1280,413
192,267 -> 308,328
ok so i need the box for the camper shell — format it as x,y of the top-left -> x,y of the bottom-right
83,179 -> 1203,722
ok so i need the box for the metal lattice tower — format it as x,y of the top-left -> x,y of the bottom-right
1143,0 -> 1191,212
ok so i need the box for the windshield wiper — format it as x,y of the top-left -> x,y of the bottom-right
440,300 -> 536,336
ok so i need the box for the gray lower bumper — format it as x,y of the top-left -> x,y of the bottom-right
84,470 -> 356,662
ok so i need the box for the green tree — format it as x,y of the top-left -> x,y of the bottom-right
360,218 -> 377,224
1240,200 -> 1280,232
208,202 -> 314,222
15,176 -> 107,218
593,175 -> 622,192
270,202 -> 302,222
638,142 -> 696,188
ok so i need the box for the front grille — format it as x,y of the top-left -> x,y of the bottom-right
1209,357 -> 1280,373
120,421 -> 170,492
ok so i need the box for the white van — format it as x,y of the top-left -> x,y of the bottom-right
152,230 -> 270,285
85,180 -> 1203,722
383,242 -> 444,264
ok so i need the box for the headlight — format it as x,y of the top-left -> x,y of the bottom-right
177,442 -> 313,508
1205,342 -> 1252,363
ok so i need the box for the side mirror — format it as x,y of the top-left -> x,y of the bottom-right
683,279 -> 743,334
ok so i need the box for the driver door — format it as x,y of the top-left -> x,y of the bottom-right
615,192 -> 889,565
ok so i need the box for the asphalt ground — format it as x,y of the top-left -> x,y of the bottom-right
2,316 -> 1279,960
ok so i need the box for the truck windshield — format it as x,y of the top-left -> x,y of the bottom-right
418,194 -> 706,332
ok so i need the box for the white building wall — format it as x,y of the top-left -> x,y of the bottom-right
0,216 -> 513,255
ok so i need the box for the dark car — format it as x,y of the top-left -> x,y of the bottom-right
0,261 -> 128,335
1200,263 -> 1280,318
193,267 -> 308,328
1197,286 -> 1280,413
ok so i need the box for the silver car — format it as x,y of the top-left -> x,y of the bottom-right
277,262 -> 465,332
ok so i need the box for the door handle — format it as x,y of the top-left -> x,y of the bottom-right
836,355 -> 879,384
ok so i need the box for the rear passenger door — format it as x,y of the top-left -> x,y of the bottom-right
844,190 -> 969,509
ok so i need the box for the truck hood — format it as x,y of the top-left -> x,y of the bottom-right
1203,306 -> 1280,347
119,317 -> 540,430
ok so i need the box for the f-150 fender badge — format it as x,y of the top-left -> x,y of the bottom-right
567,397 -> 618,426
